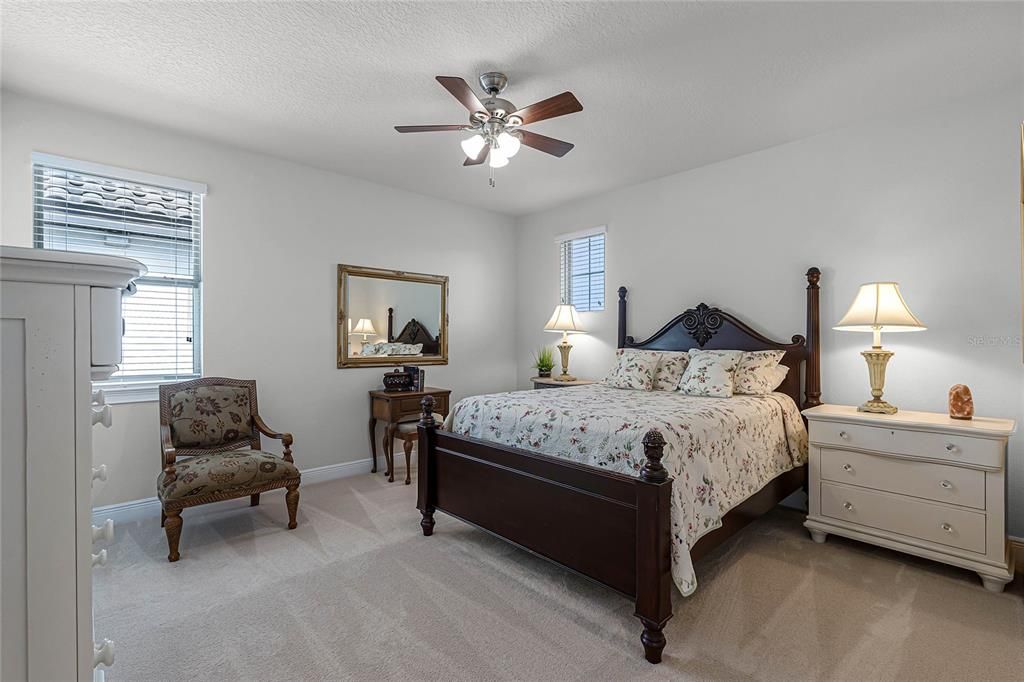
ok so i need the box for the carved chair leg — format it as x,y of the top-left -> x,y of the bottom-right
285,484 -> 299,530
160,510 -> 166,528
420,508 -> 435,536
164,509 -> 183,562
250,493 -> 260,507
403,437 -> 413,485
639,618 -> 667,664
382,433 -> 394,481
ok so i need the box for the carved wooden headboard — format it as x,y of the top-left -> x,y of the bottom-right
387,307 -> 441,355
617,267 -> 822,410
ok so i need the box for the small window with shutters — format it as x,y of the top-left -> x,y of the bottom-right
558,227 -> 605,312
31,153 -> 205,398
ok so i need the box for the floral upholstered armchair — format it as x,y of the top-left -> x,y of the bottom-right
158,377 -> 300,562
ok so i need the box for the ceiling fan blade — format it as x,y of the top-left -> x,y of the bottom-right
511,92 -> 582,125
394,125 -> 467,133
519,130 -> 574,157
436,76 -> 487,115
463,144 -> 490,166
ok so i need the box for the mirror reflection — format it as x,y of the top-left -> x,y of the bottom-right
337,265 -> 448,367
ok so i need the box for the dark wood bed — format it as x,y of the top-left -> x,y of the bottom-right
387,306 -> 441,355
414,267 -> 822,663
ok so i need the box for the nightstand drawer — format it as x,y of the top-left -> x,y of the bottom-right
821,482 -> 986,554
820,448 -> 985,510
810,421 -> 1002,469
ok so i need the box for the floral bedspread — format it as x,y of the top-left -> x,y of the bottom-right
443,384 -> 808,596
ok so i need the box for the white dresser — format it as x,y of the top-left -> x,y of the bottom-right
803,404 -> 1016,592
1,246 -> 145,681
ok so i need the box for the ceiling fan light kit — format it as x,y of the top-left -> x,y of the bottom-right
395,71 -> 583,185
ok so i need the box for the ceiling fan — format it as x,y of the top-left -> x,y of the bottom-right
395,72 -> 583,178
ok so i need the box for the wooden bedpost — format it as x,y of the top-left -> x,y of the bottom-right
803,267 -> 822,410
635,428 -> 673,664
617,286 -> 628,348
387,307 -> 394,343
417,395 -> 437,536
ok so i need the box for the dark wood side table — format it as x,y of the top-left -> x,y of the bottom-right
531,377 -> 596,390
368,387 -> 451,475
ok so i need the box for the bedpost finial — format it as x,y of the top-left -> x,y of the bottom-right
640,429 -> 668,483
419,395 -> 436,427
618,286 -> 627,300
805,267 -> 821,287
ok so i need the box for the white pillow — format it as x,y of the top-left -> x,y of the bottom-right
768,365 -> 789,392
653,351 -> 689,391
734,350 -> 786,395
602,349 -> 660,391
677,350 -> 742,398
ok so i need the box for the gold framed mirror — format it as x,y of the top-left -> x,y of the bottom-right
337,264 -> 448,368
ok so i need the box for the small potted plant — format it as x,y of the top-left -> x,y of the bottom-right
533,346 -> 555,378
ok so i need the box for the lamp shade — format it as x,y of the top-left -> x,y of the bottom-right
834,282 -> 925,332
352,318 -> 377,336
544,304 -> 585,333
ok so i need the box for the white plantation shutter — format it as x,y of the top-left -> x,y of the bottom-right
558,228 -> 605,312
32,154 -> 204,390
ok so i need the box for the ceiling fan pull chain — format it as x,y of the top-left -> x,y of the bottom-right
489,166 -> 495,188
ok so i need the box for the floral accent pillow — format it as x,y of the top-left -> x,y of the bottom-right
602,349 -> 660,391
676,350 -> 742,398
734,350 -> 786,395
653,351 -> 689,391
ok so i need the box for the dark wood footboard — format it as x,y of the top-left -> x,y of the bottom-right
416,396 -> 674,663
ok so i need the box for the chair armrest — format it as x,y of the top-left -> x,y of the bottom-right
160,424 -> 178,482
252,414 -> 294,462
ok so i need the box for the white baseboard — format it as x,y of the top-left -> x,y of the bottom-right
91,457 -> 374,525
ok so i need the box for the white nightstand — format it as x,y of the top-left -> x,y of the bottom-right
803,405 -> 1017,592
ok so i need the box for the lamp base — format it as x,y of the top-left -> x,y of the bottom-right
555,339 -> 575,382
859,347 -> 898,415
858,398 -> 898,415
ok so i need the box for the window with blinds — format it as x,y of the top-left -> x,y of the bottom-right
558,229 -> 605,312
32,155 -> 204,391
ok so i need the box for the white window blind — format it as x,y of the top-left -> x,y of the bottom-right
559,229 -> 605,312
32,155 -> 204,391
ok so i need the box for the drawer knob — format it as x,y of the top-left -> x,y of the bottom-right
838,430 -> 849,439
94,639 -> 115,669
939,480 -> 953,490
945,443 -> 957,452
92,519 -> 114,544
843,502 -> 854,511
842,463 -> 853,473
941,523 -> 954,533
92,465 -> 108,484
92,549 -> 108,567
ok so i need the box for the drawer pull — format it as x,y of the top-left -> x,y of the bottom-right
842,463 -> 853,473
92,519 -> 114,544
92,549 -> 108,567
94,639 -> 115,669
941,523 -> 954,533
92,465 -> 108,484
843,502 -> 855,511
838,430 -> 849,439
945,443 -> 957,452
939,480 -> 953,490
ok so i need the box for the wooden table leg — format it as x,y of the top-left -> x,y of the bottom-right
385,423 -> 397,483
368,417 -> 377,473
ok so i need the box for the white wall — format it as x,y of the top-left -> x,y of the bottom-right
515,90 -> 1024,536
0,91 -> 518,506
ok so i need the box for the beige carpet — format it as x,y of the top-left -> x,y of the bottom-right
95,472 -> 1023,681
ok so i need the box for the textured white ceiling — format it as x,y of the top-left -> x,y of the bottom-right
2,1 -> 1021,216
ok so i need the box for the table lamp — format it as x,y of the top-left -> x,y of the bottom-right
352,318 -> 377,352
544,304 -> 585,381
834,282 -> 925,414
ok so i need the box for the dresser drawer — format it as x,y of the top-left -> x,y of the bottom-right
820,482 -> 986,554
90,287 -> 122,367
810,420 -> 1002,469
820,448 -> 985,510
396,393 -> 448,417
